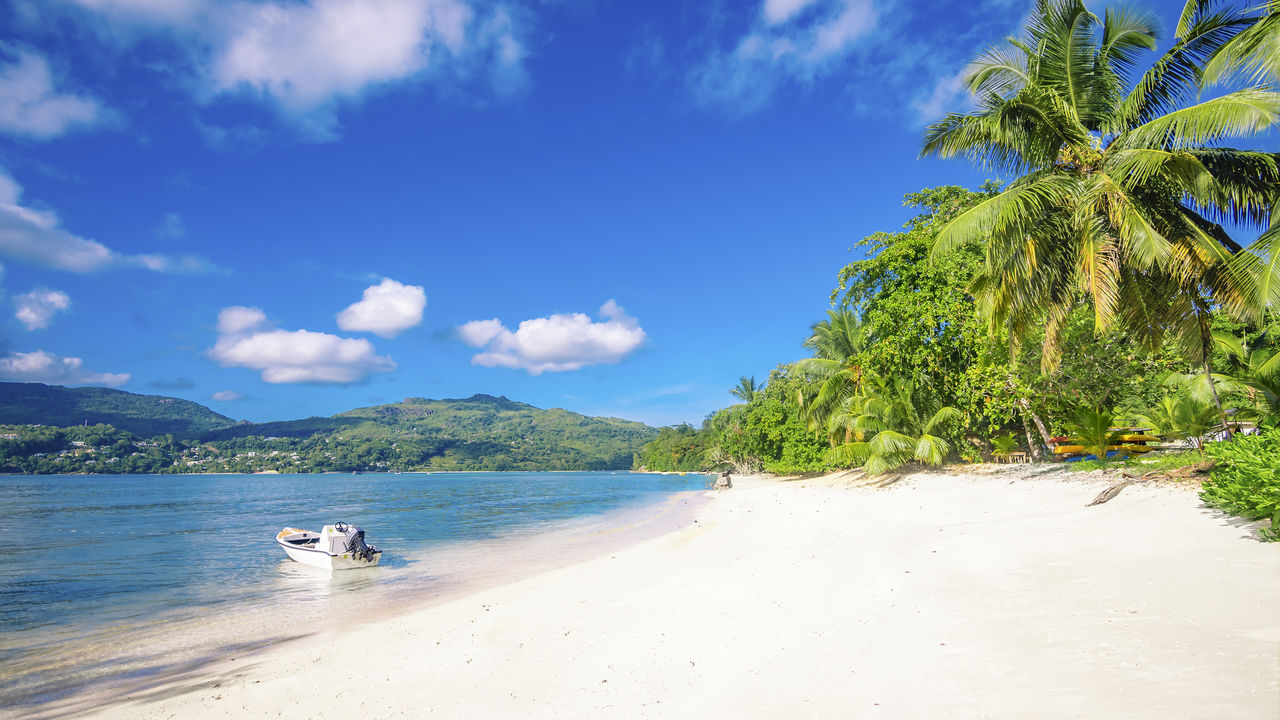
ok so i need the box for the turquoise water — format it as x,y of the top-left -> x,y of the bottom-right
0,471 -> 710,711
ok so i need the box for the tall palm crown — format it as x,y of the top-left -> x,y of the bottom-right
922,0 -> 1280,370
794,308 -> 866,439
730,375 -> 765,403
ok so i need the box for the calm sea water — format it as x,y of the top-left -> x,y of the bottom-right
0,471 -> 711,712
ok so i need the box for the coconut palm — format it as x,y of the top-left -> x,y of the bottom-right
1201,0 -> 1280,87
921,0 -> 1280,429
730,376 -> 765,403
1138,395 -> 1220,450
826,376 -> 962,475
793,308 -> 867,440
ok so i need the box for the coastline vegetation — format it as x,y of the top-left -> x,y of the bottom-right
635,0 -> 1280,537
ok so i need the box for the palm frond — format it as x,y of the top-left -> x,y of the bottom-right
1118,88 -> 1280,150
932,173 -> 1077,257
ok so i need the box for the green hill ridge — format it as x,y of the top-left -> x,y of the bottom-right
0,383 -> 237,437
0,384 -> 658,474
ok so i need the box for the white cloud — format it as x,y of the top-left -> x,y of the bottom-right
210,305 -> 396,383
458,300 -> 646,375
457,317 -> 504,347
65,0 -> 528,140
14,288 -> 71,330
336,278 -> 426,338
0,167 -> 214,273
763,0 -> 820,25
911,69 -> 969,124
214,0 -> 469,108
692,0 -> 877,112
217,305 -> 266,334
0,350 -> 129,386
210,389 -> 244,401
0,49 -> 102,139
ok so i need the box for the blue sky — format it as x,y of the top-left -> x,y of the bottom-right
0,0 -> 1253,427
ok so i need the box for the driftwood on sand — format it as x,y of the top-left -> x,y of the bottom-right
1086,461 -> 1218,506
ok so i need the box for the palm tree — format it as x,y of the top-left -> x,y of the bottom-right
1202,0 -> 1280,87
793,308 -> 866,441
826,376 -> 962,475
729,376 -> 765,403
1138,395 -> 1220,450
921,0 -> 1280,430
1065,407 -> 1127,461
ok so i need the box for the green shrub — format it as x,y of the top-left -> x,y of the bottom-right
1202,430 -> 1280,542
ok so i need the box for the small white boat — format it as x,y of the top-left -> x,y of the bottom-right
275,522 -> 382,571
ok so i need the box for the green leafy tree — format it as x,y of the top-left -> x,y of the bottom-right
922,0 -> 1280,431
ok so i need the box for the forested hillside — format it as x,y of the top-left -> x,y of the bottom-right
0,386 -> 657,473
0,383 -> 237,437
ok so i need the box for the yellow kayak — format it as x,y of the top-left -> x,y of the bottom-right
1054,444 -> 1156,455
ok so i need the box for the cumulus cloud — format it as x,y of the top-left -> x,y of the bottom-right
14,288 -> 71,330
458,299 -> 646,375
210,389 -> 245,401
210,305 -> 396,383
691,0 -> 877,113
336,278 -> 426,338
217,305 -> 267,334
65,0 -> 528,140
0,49 -> 102,139
0,350 -> 129,386
0,167 -> 214,273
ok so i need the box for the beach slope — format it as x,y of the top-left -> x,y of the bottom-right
71,470 -> 1279,719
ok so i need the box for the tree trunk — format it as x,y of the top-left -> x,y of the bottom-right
1020,411 -> 1040,461
1196,305 -> 1232,439
1203,354 -> 1231,439
1017,398 -> 1053,460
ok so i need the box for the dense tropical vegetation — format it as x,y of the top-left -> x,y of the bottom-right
635,0 -> 1278,536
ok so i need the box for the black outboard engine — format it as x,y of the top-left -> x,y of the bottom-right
334,521 -> 379,562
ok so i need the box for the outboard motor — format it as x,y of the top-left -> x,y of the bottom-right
333,521 -> 379,562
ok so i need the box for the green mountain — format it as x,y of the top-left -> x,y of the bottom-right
201,394 -> 658,471
0,383 -> 237,437
0,385 -> 658,473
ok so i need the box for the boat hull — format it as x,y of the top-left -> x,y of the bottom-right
275,527 -> 381,571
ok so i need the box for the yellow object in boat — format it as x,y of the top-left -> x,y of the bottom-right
1117,434 -> 1160,442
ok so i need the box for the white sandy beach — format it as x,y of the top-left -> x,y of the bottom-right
51,468 -> 1280,719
